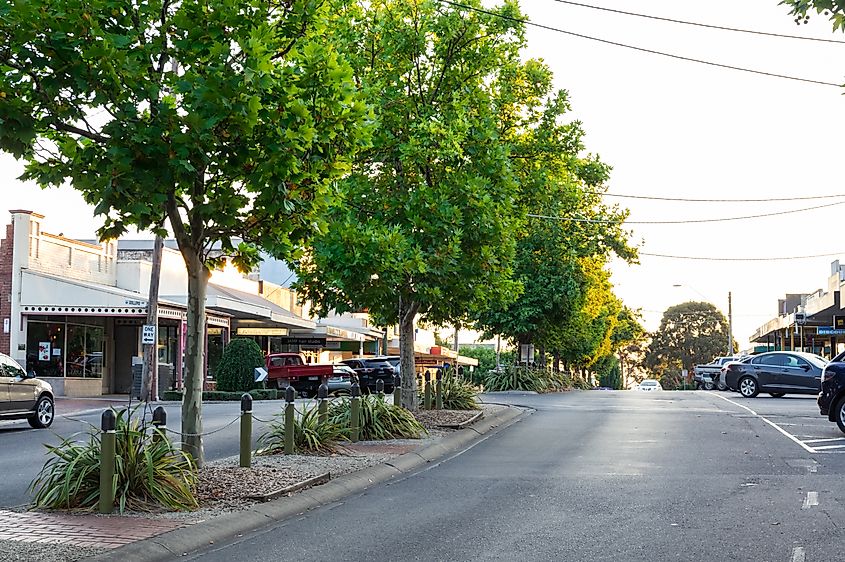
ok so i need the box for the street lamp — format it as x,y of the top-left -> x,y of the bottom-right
673,284 -> 733,356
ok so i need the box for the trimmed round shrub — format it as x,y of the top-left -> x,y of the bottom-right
214,338 -> 265,392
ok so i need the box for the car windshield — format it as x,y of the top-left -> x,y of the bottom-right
797,353 -> 828,369
641,381 -> 657,386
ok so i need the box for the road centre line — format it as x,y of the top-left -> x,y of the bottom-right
792,546 -> 806,562
710,394 -> 817,454
802,491 -> 819,509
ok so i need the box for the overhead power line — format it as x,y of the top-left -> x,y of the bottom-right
550,0 -> 845,44
527,199 -> 845,224
639,251 -> 844,261
588,192 -> 845,203
437,0 -> 842,88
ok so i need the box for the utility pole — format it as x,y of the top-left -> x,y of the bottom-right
141,236 -> 164,402
728,291 -> 733,356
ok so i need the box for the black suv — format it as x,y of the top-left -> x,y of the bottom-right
818,351 -> 845,433
339,358 -> 395,393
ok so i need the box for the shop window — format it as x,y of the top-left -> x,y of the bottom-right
157,325 -> 178,365
26,321 -> 65,377
66,324 -> 104,378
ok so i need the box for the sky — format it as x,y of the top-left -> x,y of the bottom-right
2,0 -> 844,351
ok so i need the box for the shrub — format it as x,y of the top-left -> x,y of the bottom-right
161,389 -> 279,402
330,395 -> 426,440
29,407 -> 197,513
256,403 -> 346,455
483,365 -> 547,392
419,372 -> 479,410
214,338 -> 265,392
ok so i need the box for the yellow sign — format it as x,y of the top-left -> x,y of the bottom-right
237,328 -> 288,336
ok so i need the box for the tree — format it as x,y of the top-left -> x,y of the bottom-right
214,338 -> 265,393
295,0 -> 530,410
781,1 -> 845,29
0,0 -> 368,464
473,68 -> 635,359
644,301 -> 731,379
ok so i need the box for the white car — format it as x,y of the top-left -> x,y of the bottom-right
638,379 -> 663,392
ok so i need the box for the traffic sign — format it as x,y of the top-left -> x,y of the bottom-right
141,325 -> 156,345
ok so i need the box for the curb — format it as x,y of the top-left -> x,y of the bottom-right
89,404 -> 528,562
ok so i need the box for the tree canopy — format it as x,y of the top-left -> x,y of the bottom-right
294,0 -> 535,408
644,301 -> 732,380
0,0 -> 368,462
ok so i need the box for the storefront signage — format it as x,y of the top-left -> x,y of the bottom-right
835,316 -> 845,330
2,318 -> 8,334
280,336 -> 326,347
237,328 -> 288,336
207,328 -> 224,336
125,298 -> 146,307
818,327 -> 845,335
38,342 -> 50,361
141,324 -> 156,345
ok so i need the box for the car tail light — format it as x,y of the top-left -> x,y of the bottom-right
823,368 -> 835,381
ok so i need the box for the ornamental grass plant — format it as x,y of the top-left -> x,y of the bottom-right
256,403 -> 346,455
29,407 -> 197,513
330,395 -> 426,440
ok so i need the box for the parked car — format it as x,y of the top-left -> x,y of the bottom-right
339,358 -> 395,393
695,356 -> 743,391
373,355 -> 400,375
265,353 -> 333,397
327,365 -> 356,396
721,351 -> 827,398
0,352 -> 55,428
817,351 -> 845,432
638,379 -> 662,392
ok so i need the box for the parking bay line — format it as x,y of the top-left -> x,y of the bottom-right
792,546 -> 806,562
802,437 -> 845,444
710,394 -> 818,454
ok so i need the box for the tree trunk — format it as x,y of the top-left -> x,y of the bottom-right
399,295 -> 419,411
182,252 -> 209,466
553,351 -> 560,373
538,344 -> 545,370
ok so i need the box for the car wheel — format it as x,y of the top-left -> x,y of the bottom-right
28,395 -> 54,429
835,396 -> 845,435
768,392 -> 786,398
738,376 -> 759,398
704,382 -> 715,391
717,380 -> 727,391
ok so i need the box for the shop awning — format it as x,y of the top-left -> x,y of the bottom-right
163,283 -> 315,330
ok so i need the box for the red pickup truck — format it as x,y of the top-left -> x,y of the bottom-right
265,353 -> 333,397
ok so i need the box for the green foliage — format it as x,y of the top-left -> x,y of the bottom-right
214,338 -> 265,392
597,358 -> 623,390
295,0 -> 533,392
644,302 -> 730,376
421,370 -> 480,410
29,407 -> 197,513
0,0 -> 370,459
257,403 -> 346,455
161,389 -> 278,402
484,365 -> 548,392
780,1 -> 845,31
330,396 -> 426,440
458,346 -> 497,383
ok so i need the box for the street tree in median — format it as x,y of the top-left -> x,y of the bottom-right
295,0 -> 530,410
0,0 -> 368,464
644,301 -> 731,381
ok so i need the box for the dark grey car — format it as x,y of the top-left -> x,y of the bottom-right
722,351 -> 827,398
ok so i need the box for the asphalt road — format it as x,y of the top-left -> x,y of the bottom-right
0,398 -> 304,508
185,390 -> 845,562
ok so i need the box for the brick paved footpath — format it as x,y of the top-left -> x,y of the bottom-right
0,509 -> 184,549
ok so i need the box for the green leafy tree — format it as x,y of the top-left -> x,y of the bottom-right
781,1 -> 845,29
214,338 -> 265,393
644,301 -> 731,378
0,0 -> 368,464
295,0 -> 530,410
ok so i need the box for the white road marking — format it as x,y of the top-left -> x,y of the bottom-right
810,443 -> 845,450
791,546 -> 806,562
802,437 -> 845,444
710,394 -> 818,454
802,491 -> 819,509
